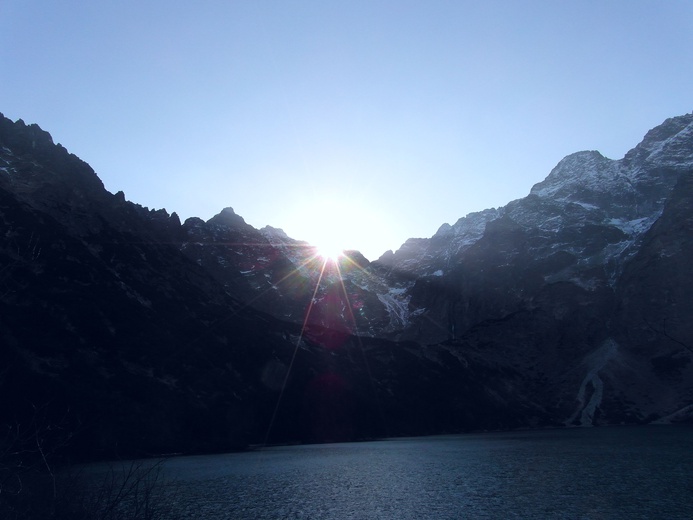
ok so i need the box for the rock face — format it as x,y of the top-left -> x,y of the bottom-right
369,113 -> 693,426
1,111 -> 692,460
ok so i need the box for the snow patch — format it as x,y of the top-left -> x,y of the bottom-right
642,120 -> 693,170
377,291 -> 412,329
566,338 -> 619,426
608,214 -> 659,236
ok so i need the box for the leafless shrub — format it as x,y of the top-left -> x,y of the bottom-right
0,407 -> 181,519
56,459 -> 181,520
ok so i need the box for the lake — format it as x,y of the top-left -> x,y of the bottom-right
89,426 -> 693,519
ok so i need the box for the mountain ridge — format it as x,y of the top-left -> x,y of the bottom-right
1,110 -> 692,461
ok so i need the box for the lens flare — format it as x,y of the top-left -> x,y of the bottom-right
315,244 -> 344,262
253,235 -> 377,445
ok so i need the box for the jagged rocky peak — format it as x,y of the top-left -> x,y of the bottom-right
623,113 -> 693,171
342,249 -> 370,267
529,113 -> 693,202
380,116 -> 692,277
260,225 -> 293,242
377,236 -> 428,267
375,209 -> 501,274
207,206 -> 249,228
529,150 -> 620,201
183,216 -> 206,229
434,208 -> 502,239
1,114 -> 55,148
0,113 -> 105,194
374,249 -> 395,264
148,207 -> 181,225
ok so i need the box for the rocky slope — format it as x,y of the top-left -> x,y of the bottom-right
0,115 -> 549,461
371,113 -> 693,425
1,112 -> 692,461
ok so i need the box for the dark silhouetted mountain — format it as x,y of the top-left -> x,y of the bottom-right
1,111 -> 692,461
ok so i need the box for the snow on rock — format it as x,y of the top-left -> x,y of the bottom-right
529,151 -> 625,201
566,338 -> 619,426
435,208 -> 501,240
260,225 -> 292,243
624,113 -> 693,175
377,287 -> 414,330
608,215 -> 660,236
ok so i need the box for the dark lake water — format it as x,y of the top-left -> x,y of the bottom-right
91,426 -> 693,519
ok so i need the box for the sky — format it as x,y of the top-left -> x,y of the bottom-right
1,1 -> 692,260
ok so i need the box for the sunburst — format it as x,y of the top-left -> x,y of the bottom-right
315,243 -> 344,262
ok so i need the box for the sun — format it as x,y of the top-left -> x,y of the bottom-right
314,240 -> 344,262
285,196 -> 351,261
282,188 -> 394,263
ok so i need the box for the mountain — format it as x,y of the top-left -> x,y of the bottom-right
1,112 -> 692,462
0,115 -> 543,461
370,114 -> 693,425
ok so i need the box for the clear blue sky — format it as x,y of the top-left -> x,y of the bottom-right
2,1 -> 692,260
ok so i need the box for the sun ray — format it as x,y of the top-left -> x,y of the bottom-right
152,234 -> 383,446
191,235 -> 384,446
262,252 -> 331,446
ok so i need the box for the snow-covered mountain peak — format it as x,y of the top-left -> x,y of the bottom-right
528,114 -> 693,205
529,150 -> 620,201
623,113 -> 693,173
